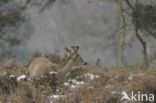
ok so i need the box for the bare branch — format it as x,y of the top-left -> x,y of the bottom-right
125,0 -> 134,10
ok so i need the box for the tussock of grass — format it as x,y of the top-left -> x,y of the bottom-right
0,53 -> 156,103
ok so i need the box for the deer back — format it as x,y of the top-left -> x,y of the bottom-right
28,57 -> 58,78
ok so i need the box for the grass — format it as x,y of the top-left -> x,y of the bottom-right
0,53 -> 156,103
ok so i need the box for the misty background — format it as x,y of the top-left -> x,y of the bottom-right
1,0 -> 156,66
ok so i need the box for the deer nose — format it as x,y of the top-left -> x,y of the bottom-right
84,62 -> 87,65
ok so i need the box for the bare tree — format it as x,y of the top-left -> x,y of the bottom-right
0,0 -> 32,59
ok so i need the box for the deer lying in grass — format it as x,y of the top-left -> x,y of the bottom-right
28,45 -> 87,79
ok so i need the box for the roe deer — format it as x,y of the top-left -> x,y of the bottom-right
28,45 -> 87,79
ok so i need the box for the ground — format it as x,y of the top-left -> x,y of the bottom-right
0,56 -> 156,103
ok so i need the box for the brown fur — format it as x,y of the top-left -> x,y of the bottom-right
28,57 -> 58,78
28,45 -> 86,78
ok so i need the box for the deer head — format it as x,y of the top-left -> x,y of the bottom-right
56,45 -> 87,79
63,45 -> 87,66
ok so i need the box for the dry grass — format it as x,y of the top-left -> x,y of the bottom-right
0,53 -> 156,103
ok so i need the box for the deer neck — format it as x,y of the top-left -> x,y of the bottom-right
62,58 -> 74,70
56,54 -> 77,79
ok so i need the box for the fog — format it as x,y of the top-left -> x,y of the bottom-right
24,0 -> 120,65
12,0 -> 156,65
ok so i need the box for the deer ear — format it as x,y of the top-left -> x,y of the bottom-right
65,47 -> 72,53
70,45 -> 79,53
70,45 -> 75,51
75,45 -> 80,53
65,47 -> 72,57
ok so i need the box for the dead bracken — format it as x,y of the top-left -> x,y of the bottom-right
0,47 -> 156,103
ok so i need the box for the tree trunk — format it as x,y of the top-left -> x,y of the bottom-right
119,0 -> 127,66
135,27 -> 148,67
